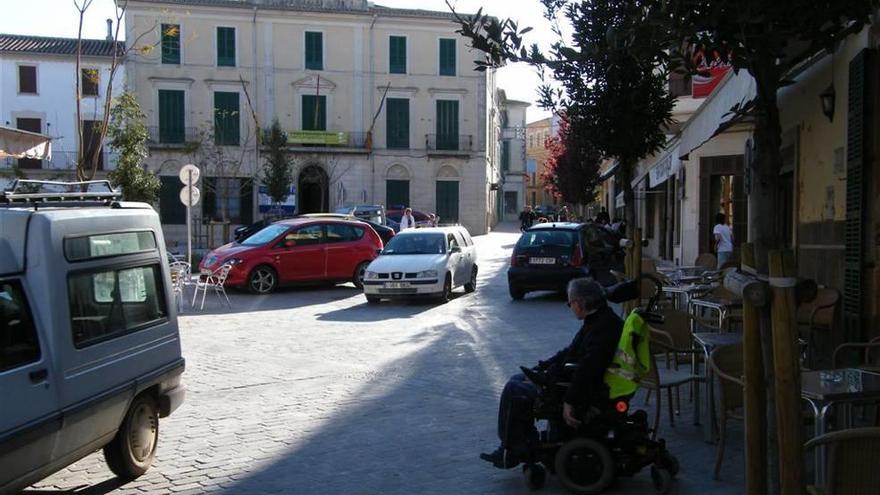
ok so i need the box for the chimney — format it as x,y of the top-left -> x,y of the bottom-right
106,19 -> 113,41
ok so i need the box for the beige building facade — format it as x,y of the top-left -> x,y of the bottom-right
125,0 -> 497,246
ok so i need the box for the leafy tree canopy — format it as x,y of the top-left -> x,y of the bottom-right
107,91 -> 160,203
261,120 -> 294,205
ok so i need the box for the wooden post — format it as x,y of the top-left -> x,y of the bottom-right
768,250 -> 804,494
742,243 -> 768,495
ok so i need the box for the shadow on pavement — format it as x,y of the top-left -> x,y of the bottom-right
25,478 -> 126,495
179,284 -> 363,316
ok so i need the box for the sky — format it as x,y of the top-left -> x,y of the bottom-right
0,0 -> 557,122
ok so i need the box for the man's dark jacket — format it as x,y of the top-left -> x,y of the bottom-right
543,305 -> 623,408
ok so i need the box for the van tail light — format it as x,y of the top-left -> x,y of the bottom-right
510,253 -> 518,267
570,246 -> 583,267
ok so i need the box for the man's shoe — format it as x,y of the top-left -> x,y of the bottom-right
480,447 -> 520,469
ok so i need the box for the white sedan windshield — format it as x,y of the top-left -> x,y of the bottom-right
383,234 -> 446,255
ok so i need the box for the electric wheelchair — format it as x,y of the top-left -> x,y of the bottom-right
514,275 -> 679,494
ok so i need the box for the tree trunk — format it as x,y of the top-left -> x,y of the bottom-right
618,158 -> 636,239
749,55 -> 785,495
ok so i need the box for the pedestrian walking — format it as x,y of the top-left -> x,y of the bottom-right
400,207 -> 416,230
713,213 -> 734,269
558,205 -> 570,222
519,206 -> 536,231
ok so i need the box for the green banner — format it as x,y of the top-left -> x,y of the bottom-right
288,130 -> 348,145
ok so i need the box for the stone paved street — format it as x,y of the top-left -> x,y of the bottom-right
26,224 -> 744,495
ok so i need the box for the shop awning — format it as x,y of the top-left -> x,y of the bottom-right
678,70 -> 756,159
597,161 -> 619,183
0,126 -> 52,160
648,142 -> 681,188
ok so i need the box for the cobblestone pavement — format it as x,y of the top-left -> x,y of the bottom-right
26,224 -> 744,495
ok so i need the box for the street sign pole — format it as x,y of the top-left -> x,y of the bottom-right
187,169 -> 193,269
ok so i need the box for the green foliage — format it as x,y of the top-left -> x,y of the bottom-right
261,119 -> 293,205
106,92 -> 160,203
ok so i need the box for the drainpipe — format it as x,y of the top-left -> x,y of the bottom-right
252,6 -> 259,218
369,12 -> 377,204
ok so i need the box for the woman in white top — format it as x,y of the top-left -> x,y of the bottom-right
400,207 -> 416,230
713,213 -> 734,269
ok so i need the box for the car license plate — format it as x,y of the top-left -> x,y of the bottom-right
385,282 -> 410,289
530,257 -> 556,265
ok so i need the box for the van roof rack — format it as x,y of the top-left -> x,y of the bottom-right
2,179 -> 121,205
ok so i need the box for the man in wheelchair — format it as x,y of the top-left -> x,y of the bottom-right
480,276 -> 678,493
481,277 -> 623,468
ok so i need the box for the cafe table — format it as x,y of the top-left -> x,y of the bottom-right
802,368 -> 880,485
693,332 -> 744,442
689,293 -> 743,330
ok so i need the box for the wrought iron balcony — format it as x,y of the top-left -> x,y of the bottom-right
425,134 -> 473,154
147,126 -> 200,147
2,150 -> 118,171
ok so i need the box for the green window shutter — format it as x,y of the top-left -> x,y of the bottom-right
386,98 -> 409,149
240,179 -> 254,225
436,100 -> 459,150
305,32 -> 323,70
436,181 -> 459,223
844,49 -> 871,341
213,91 -> 240,145
501,140 -> 510,172
217,27 -> 235,67
439,39 -> 456,76
389,36 -> 406,74
158,89 -> 184,144
302,95 -> 327,131
386,180 -> 410,208
202,177 -> 217,221
159,176 -> 186,224
161,24 -> 180,64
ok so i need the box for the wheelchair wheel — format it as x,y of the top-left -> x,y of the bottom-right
523,463 -> 546,490
554,438 -> 615,494
659,452 -> 679,477
651,465 -> 673,494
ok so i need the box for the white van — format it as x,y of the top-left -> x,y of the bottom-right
362,226 -> 477,303
0,181 -> 185,494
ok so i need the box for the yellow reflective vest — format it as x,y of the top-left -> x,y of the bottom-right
603,310 -> 652,399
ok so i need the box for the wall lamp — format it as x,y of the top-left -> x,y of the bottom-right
820,84 -> 836,122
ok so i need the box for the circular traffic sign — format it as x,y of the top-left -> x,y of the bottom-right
180,185 -> 201,207
179,164 -> 200,185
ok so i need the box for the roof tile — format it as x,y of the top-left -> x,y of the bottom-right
0,34 -> 123,58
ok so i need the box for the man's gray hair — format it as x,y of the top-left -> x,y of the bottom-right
567,277 -> 607,310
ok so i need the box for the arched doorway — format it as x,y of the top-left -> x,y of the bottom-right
298,164 -> 329,213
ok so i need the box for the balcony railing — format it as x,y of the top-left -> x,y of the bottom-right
2,150 -> 118,171
147,126 -> 200,146
425,134 -> 473,153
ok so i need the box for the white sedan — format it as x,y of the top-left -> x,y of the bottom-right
362,226 -> 478,303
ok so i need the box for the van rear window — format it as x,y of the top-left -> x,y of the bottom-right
518,230 -> 577,248
65,231 -> 157,261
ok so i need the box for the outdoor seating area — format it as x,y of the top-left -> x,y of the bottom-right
167,255 -> 234,312
640,251 -> 880,491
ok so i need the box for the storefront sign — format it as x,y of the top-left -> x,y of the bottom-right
648,153 -> 679,188
692,49 -> 732,98
288,131 -> 348,145
615,191 -> 625,208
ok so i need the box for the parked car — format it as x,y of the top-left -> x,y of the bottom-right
533,205 -> 558,220
233,219 -> 269,243
1,180 -> 185,493
298,213 -> 395,245
334,205 -> 386,226
362,226 -> 477,303
386,208 -> 435,229
507,222 -> 625,300
200,218 -> 383,294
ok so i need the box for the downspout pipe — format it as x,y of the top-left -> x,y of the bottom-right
253,6 -> 260,219
369,12 -> 378,204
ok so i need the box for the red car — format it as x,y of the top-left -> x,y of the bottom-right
199,218 -> 383,294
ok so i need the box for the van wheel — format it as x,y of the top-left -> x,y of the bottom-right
464,266 -> 478,293
104,393 -> 159,479
438,274 -> 452,303
353,261 -> 370,289
248,266 -> 277,294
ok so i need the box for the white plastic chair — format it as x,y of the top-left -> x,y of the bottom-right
192,263 -> 232,310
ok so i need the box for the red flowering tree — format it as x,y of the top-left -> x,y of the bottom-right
539,118 -> 600,206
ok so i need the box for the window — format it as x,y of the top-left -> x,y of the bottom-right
214,91 -> 240,145
305,31 -> 323,70
159,176 -> 186,224
302,95 -> 327,131
81,68 -> 99,96
436,100 -> 459,150
18,65 -> 37,94
326,224 -> 364,243
284,225 -> 324,246
16,118 -> 42,169
66,232 -> 157,261
389,36 -> 406,74
0,279 -> 40,372
158,89 -> 185,144
81,120 -> 104,170
501,140 -> 510,172
161,23 -> 181,64
386,179 -> 410,208
439,38 -> 456,76
386,98 -> 409,149
203,177 -> 253,224
216,27 -> 235,67
68,265 -> 167,349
